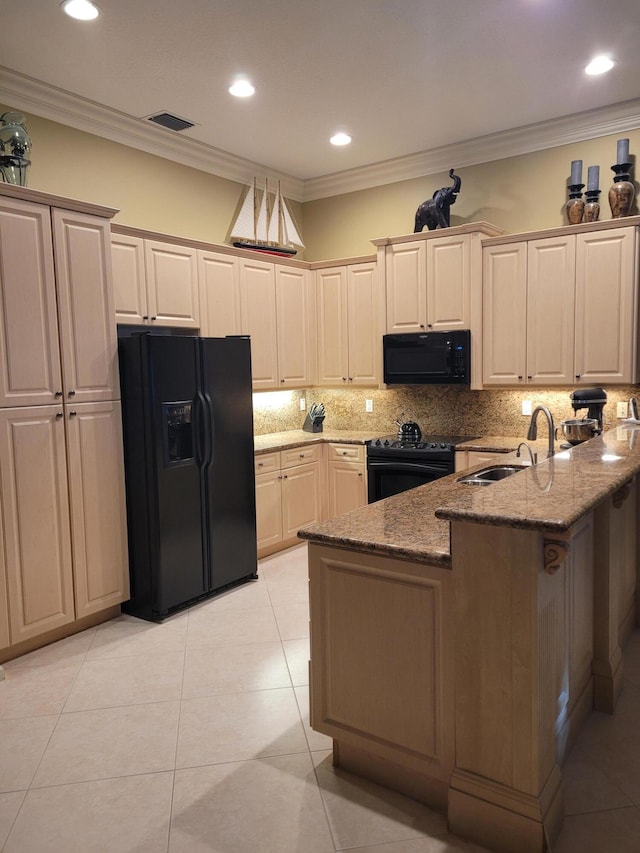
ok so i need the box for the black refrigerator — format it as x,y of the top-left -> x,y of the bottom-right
118,333 -> 258,621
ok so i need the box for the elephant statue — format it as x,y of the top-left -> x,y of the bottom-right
413,169 -> 461,232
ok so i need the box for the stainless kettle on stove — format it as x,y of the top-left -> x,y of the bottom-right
396,420 -> 422,441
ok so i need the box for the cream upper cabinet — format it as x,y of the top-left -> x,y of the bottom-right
66,400 -> 130,619
426,234 -> 472,330
316,266 -> 349,385
0,405 -> 75,644
483,242 -> 528,385
111,233 -> 147,325
0,197 -> 62,407
240,258 -> 313,389
483,224 -> 638,387
317,261 -> 380,387
385,242 -> 426,332
113,233 -> 200,328
143,240 -> 200,328
198,250 -> 242,337
574,227 -> 637,385
526,235 -> 576,385
276,265 -> 314,387
347,261 -> 380,385
483,236 -> 576,386
53,208 -> 120,403
240,258 -> 278,388
385,234 -> 472,333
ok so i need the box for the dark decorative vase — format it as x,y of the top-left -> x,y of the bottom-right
566,183 -> 585,224
609,163 -> 635,218
584,189 -> 601,222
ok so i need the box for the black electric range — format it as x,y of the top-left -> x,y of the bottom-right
365,434 -> 479,502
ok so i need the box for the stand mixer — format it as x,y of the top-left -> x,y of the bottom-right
560,388 -> 607,447
570,387 -> 607,431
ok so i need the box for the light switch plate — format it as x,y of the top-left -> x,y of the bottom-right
522,400 -> 532,416
299,397 -> 306,411
617,401 -> 628,418
365,399 -> 373,412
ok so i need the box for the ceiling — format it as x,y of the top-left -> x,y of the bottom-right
2,0 -> 640,200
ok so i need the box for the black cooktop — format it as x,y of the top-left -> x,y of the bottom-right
367,434 -> 479,452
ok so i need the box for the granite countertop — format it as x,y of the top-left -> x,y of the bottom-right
298,425 -> 640,565
254,431 -> 528,455
254,429 -> 380,453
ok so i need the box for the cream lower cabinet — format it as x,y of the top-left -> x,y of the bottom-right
327,443 -> 367,517
112,231 -> 200,328
255,446 -> 323,556
316,261 -> 380,387
0,400 -> 128,649
454,449 -> 507,473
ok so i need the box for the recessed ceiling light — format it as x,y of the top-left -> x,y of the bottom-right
585,55 -> 614,75
61,0 -> 100,20
229,80 -> 255,98
330,132 -> 351,146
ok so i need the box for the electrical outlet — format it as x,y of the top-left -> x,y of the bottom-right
299,397 -> 306,411
365,399 -> 373,412
617,401 -> 628,419
522,400 -> 532,416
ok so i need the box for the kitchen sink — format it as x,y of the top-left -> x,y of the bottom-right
457,464 -> 528,486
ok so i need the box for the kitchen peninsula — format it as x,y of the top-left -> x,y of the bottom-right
298,426 -> 640,853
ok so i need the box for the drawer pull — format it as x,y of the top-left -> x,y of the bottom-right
258,462 -> 264,467
56,411 -> 64,419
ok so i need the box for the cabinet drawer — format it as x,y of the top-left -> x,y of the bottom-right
255,451 -> 280,474
281,444 -> 321,468
327,443 -> 365,463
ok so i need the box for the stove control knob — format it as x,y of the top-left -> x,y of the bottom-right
430,442 -> 437,448
374,439 -> 381,446
440,442 -> 447,448
383,439 -> 390,446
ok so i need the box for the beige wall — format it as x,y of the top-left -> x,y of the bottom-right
303,132 -> 640,259
3,104 -> 638,261
1,106 -> 304,252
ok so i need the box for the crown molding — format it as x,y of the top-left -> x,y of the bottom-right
2,67 -> 640,204
0,67 -> 305,201
303,99 -> 640,201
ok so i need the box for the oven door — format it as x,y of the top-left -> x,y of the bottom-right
367,458 -> 453,503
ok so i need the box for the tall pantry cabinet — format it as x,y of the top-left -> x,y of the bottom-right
0,185 -> 129,658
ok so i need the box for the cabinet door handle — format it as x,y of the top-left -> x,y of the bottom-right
68,390 -> 76,397
278,475 -> 283,480
342,377 -> 347,382
518,375 -> 523,380
55,411 -> 64,419
527,375 -> 532,380
258,462 -> 264,468
348,376 -> 353,382
342,451 -> 347,455
55,390 -> 63,398
419,324 -> 425,329
281,379 -> 285,383
299,453 -> 305,458
282,474 -> 288,479
358,472 -> 363,477
575,374 -> 581,379
151,316 -> 157,321
143,315 -> 149,320
69,410 -> 77,418
427,323 -> 432,328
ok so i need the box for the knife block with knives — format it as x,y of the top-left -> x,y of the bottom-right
303,402 -> 325,432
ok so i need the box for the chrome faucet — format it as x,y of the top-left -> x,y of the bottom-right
516,442 -> 537,465
526,405 -> 555,458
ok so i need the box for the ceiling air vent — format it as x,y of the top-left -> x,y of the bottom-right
146,112 -> 195,132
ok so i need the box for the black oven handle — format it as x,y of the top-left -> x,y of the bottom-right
367,459 -> 452,476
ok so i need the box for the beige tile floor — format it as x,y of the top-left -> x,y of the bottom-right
0,541 -> 638,852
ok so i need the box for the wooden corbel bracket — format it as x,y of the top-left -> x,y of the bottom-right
543,537 -> 570,574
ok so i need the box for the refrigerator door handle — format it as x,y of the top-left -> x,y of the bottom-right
193,391 -> 207,467
203,391 -> 215,469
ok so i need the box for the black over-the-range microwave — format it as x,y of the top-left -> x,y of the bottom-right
383,330 -> 471,385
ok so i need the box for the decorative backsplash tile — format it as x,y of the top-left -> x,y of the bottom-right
253,385 -> 638,437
